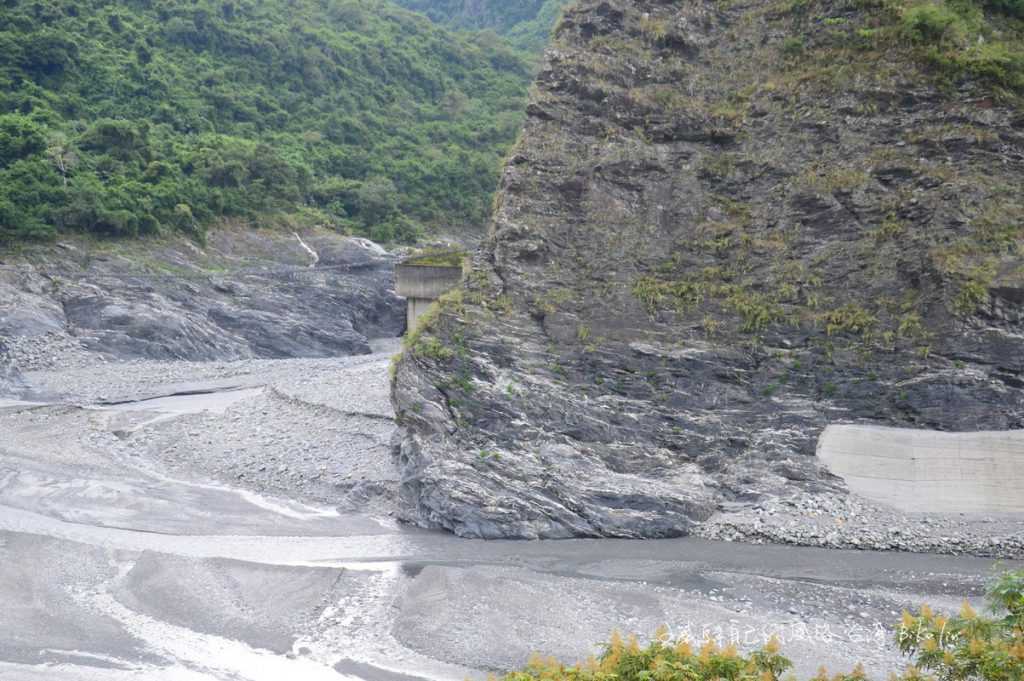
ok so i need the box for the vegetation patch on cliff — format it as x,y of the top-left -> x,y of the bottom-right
766,0 -> 1024,98
888,0 -> 1024,94
402,247 -> 469,268
625,0 -> 1023,353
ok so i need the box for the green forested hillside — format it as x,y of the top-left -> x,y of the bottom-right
393,0 -> 568,51
0,0 -> 533,244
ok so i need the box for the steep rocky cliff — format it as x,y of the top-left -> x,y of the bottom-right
392,0 -> 1024,544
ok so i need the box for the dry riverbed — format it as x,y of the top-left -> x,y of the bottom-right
0,342 -> 1020,680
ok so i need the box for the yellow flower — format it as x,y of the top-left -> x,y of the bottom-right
901,664 -> 924,680
626,634 -> 640,654
608,630 -> 623,653
674,640 -> 693,657
599,650 -> 620,673
699,638 -> 719,662
959,601 -> 977,620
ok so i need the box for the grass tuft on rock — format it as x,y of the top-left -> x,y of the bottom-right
402,247 -> 468,268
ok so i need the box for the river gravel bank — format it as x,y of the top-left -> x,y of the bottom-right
697,493 -> 1024,559
16,340 -> 401,515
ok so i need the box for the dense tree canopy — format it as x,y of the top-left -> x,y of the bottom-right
392,0 -> 569,51
0,0 -> 535,244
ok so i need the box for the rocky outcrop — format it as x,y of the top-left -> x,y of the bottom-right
392,0 -> 1024,539
0,227 -> 405,372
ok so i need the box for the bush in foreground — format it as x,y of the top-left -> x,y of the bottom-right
499,570 -> 1024,681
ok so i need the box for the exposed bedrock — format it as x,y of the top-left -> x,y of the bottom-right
391,0 -> 1024,541
0,228 -> 405,367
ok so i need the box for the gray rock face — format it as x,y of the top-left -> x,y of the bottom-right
0,229 -> 405,367
391,0 -> 1024,540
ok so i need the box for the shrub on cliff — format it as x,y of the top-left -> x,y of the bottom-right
499,571 -> 1024,681
893,0 -> 1024,93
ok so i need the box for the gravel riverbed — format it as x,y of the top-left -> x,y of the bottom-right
697,493 -> 1024,559
0,338 -> 1021,680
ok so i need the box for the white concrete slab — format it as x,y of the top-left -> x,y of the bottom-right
817,425 -> 1024,514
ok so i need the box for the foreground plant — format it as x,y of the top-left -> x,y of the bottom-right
897,570 -> 1024,680
499,570 -> 1024,681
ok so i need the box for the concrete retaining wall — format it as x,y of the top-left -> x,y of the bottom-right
817,425 -> 1024,514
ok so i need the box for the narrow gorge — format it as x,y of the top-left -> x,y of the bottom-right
1,0 -> 1023,679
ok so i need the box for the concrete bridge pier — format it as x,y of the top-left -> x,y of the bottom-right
395,261 -> 462,332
